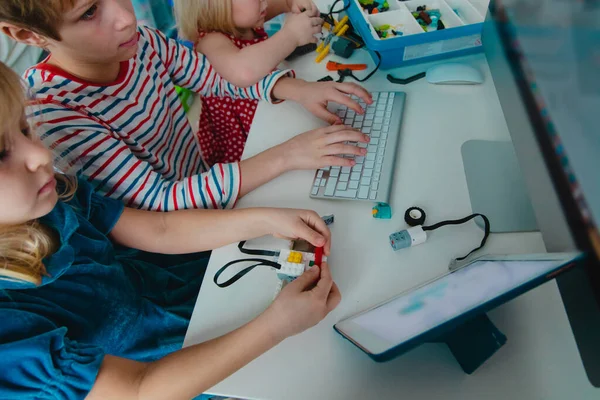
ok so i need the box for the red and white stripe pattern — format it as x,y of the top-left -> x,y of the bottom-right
24,26 -> 292,211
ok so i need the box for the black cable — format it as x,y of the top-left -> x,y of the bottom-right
237,240 -> 279,257
214,258 -> 281,288
337,50 -> 382,83
423,214 -> 491,261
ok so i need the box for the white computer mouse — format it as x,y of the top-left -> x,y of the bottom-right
426,63 -> 484,85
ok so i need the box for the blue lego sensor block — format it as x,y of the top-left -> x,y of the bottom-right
389,230 -> 412,250
389,226 -> 427,251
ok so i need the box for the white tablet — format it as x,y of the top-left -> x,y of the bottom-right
334,253 -> 583,361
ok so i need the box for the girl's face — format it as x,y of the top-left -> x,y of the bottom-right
0,119 -> 58,226
232,0 -> 268,29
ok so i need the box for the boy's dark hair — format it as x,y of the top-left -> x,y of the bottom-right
0,0 -> 76,40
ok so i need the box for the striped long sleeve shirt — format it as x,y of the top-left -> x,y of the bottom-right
25,26 -> 293,211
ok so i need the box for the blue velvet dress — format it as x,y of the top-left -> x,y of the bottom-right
0,179 -> 209,398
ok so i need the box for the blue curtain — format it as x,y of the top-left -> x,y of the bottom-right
132,0 -> 176,37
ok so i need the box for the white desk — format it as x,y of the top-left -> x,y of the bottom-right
184,49 -> 598,399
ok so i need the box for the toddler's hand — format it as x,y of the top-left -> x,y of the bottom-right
282,11 -> 323,46
276,124 -> 370,170
263,262 -> 341,341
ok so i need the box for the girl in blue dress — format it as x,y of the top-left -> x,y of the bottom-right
0,62 -> 341,400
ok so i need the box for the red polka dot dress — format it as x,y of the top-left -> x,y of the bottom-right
197,28 -> 269,167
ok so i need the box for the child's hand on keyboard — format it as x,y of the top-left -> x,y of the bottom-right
277,125 -> 370,169
271,78 -> 373,124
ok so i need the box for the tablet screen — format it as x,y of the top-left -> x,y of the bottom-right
349,257 -> 574,350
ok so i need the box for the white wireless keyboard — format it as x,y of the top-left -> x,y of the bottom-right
309,91 -> 406,202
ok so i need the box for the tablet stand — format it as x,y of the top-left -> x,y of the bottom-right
432,313 -> 507,374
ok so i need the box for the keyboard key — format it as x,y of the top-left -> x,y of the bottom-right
373,123 -> 382,130
324,180 -> 337,196
367,144 -> 377,153
358,142 -> 368,148
312,186 -> 319,195
355,115 -> 364,122
389,93 -> 395,99
377,148 -> 385,157
374,172 -> 381,182
320,179 -> 326,187
355,156 -> 365,163
382,131 -> 388,139
372,92 -> 379,100
365,113 -> 374,120
375,163 -> 382,172
342,166 -> 351,174
365,160 -> 375,169
370,138 -> 379,145
358,185 -> 369,199
383,124 -> 390,132
345,118 -> 353,125
353,122 -> 361,129
361,176 -> 371,185
381,92 -> 388,99
352,164 -> 362,172
363,169 -> 373,177
351,172 -> 361,180
335,189 -> 357,198
371,130 -> 380,138
374,117 -> 384,124
369,191 -> 377,200
339,173 -> 350,182
385,112 -> 392,119
376,155 -> 384,164
337,181 -> 348,191
347,110 -> 355,118
364,120 -> 373,127
361,127 -> 371,134
381,139 -> 387,147
314,178 -> 321,187
348,180 -> 359,189
366,153 -> 376,161
375,111 -> 384,118
320,166 -> 330,171
330,168 -> 340,177
317,170 -> 323,178
371,182 -> 379,191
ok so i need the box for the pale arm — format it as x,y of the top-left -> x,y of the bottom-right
196,32 -> 297,88
86,312 -> 282,400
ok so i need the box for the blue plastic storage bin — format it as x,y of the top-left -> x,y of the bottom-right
345,0 -> 487,68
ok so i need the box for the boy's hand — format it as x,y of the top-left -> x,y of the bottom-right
272,79 -> 374,124
275,124 -> 370,170
263,262 -> 341,341
287,0 -> 320,15
282,12 -> 323,46
263,208 -> 332,254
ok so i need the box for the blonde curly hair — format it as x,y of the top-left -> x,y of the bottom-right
174,0 -> 239,43
0,62 -> 75,286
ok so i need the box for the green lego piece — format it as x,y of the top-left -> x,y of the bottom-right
372,203 -> 392,219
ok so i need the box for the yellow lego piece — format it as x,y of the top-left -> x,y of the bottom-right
333,16 -> 349,33
287,251 -> 303,263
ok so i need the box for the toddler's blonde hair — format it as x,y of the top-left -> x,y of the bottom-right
174,0 -> 239,43
0,62 -> 75,286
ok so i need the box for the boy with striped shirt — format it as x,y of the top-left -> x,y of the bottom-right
0,0 -> 372,211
